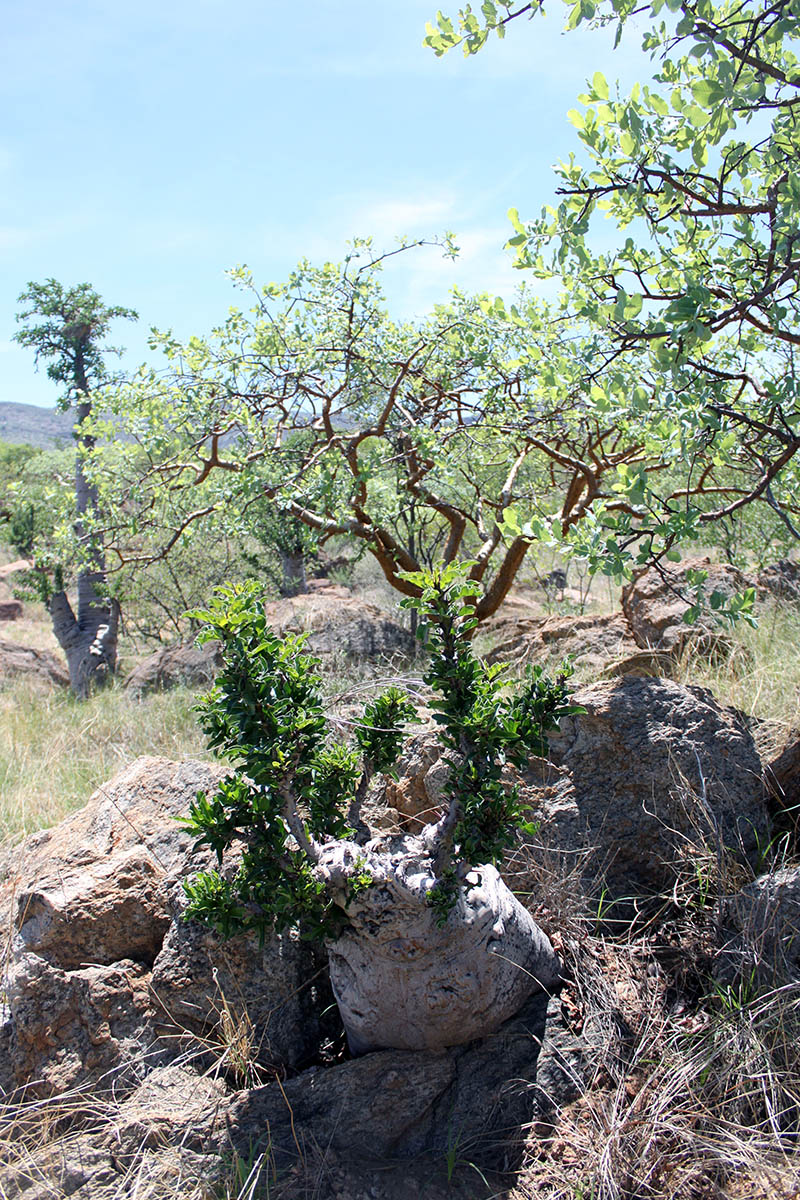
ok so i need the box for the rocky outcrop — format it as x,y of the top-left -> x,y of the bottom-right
0,639 -> 69,687
0,757 -> 324,1098
0,600 -> 22,620
124,639 -> 222,695
528,675 -> 767,898
263,592 -> 415,662
485,612 -> 640,673
621,557 -> 753,652
757,559 -> 800,604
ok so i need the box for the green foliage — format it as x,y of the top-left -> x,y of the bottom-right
181,567 -> 579,940
427,0 -> 800,582
180,580 -> 417,939
14,279 -> 137,408
402,562 -> 582,874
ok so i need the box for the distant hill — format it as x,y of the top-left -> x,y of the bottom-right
0,402 -> 74,448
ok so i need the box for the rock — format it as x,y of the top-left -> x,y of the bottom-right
757,559 -> 800,604
150,878 -> 328,1078
0,600 -> 22,620
0,558 -> 32,580
124,639 -> 222,695
382,677 -> 768,902
716,867 -> 800,988
316,833 -> 560,1054
525,675 -> 768,899
621,556 -> 753,652
222,987 -> 551,1168
485,612 -> 640,673
0,994 -> 552,1195
383,730 -> 450,830
0,639 -> 69,687
264,592 -> 415,662
1,757 -> 323,1097
765,732 -> 800,824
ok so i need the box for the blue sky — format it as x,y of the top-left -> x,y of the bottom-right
1,0 -> 652,408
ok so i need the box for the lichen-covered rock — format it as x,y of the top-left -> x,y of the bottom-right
621,556 -> 753,652
0,757 -> 324,1097
383,730 -> 450,830
0,639 -> 68,687
485,612 -> 640,673
524,675 -> 767,899
124,640 -> 221,695
263,592 -> 415,662
757,559 -> 800,604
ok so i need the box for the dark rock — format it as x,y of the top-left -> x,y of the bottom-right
124,640 -> 221,695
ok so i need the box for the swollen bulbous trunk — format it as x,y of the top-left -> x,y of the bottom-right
314,832 -> 560,1055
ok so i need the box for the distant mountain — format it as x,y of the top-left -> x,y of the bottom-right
0,402 -> 74,448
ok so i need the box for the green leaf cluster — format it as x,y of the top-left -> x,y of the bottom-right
181,580 -> 417,939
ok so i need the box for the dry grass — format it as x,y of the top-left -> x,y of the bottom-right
0,677 -> 209,840
675,599 -> 800,761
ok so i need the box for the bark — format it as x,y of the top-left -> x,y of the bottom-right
50,392 -> 120,697
314,831 -> 560,1054
50,585 -> 120,699
278,550 -> 308,596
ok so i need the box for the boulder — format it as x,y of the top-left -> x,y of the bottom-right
124,639 -> 221,695
264,591 -> 415,662
0,757 -> 324,1097
0,639 -> 68,687
528,675 -> 768,899
757,559 -> 800,604
0,558 -> 32,580
621,556 -> 753,652
381,677 -> 768,901
0,599 -> 22,620
765,731 -> 800,824
485,612 -> 640,673
715,867 -> 800,989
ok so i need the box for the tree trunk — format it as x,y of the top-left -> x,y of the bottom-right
49,585 -> 120,698
278,550 -> 308,596
51,394 -> 120,697
314,831 -> 560,1055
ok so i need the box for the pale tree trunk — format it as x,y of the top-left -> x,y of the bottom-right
49,391 -> 120,697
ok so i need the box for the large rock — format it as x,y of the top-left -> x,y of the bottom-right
263,591 -> 415,662
485,612 -> 640,672
766,730 -> 800,830
528,675 -> 768,898
757,559 -> 800,604
381,677 -> 768,901
124,640 -> 222,695
0,639 -> 68,687
621,556 -> 753,652
0,757 -> 323,1097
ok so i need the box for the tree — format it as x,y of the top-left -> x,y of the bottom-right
425,0 -> 800,578
181,568 -> 573,1052
14,280 -> 138,696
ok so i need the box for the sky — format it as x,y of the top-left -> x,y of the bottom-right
1,0 -> 654,408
